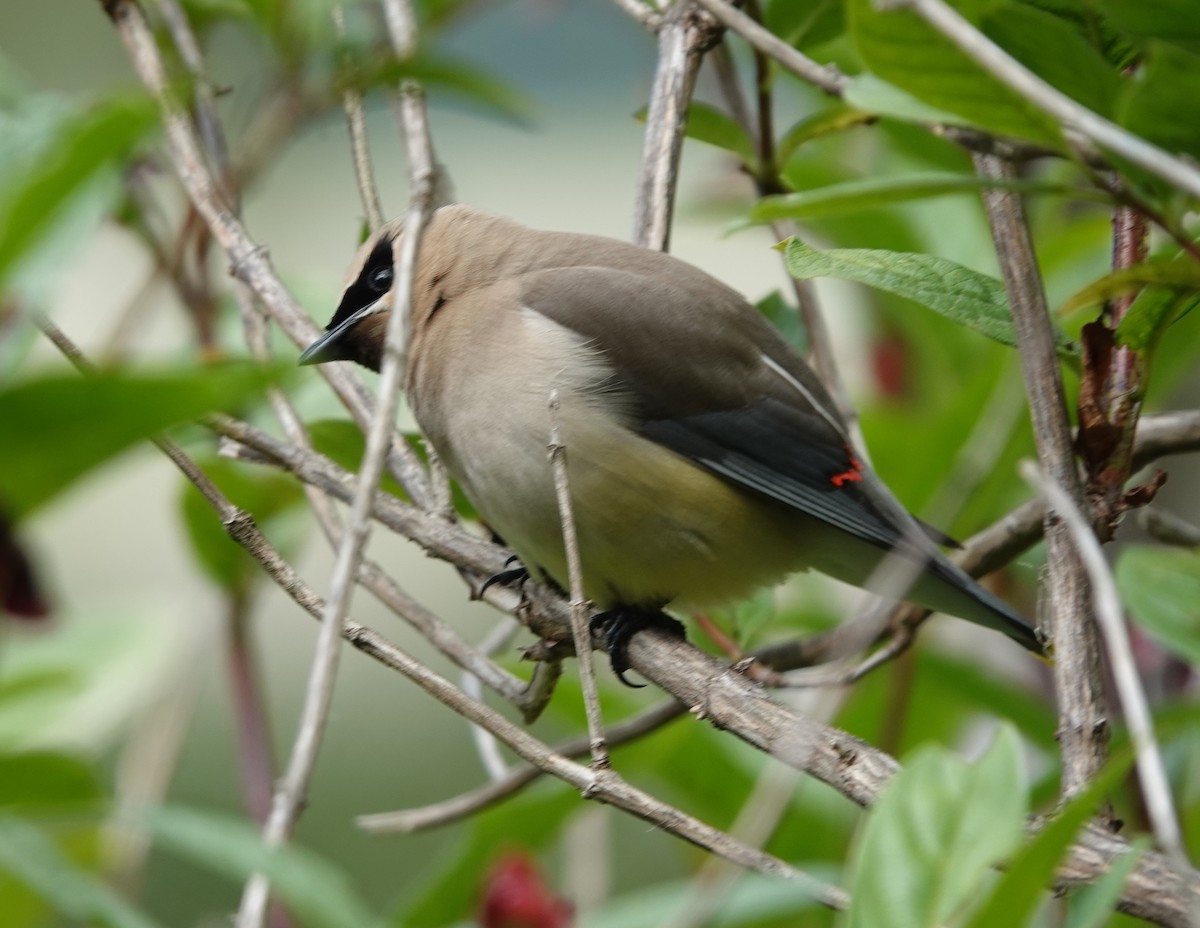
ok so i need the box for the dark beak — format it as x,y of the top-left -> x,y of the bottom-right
299,312 -> 366,366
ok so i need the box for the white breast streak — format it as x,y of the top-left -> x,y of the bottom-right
760,353 -> 848,440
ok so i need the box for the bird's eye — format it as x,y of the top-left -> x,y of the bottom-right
368,265 -> 393,292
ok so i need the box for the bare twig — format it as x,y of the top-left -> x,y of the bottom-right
974,151 -> 1107,798
694,0 -> 847,95
359,699 -> 686,833
237,0 -> 440,916
612,0 -> 662,30
1139,508 -> 1200,548
889,0 -> 1200,199
101,0 -> 433,508
632,1 -> 718,250
548,391 -> 610,767
333,1 -> 385,231
462,619 -> 520,782
1023,461 -> 1189,869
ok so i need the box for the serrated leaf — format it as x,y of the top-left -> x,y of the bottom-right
849,0 -> 1060,144
142,806 -> 380,928
965,752 -> 1133,928
1115,545 -> 1200,664
782,237 -> 1028,347
754,173 -> 1103,223
0,815 -> 161,928
0,364 -> 285,522
846,726 -> 1027,928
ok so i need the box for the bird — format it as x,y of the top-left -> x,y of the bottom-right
300,204 -> 1045,682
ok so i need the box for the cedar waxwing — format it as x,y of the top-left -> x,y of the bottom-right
301,205 -> 1045,678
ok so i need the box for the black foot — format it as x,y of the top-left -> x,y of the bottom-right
480,557 -> 529,596
590,606 -> 686,687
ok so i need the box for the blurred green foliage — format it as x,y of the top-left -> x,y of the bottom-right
2,0 -> 1200,926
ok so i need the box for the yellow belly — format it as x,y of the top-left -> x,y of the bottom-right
459,406 -> 814,611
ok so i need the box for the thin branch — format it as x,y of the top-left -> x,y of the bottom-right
359,699 -> 686,833
1139,508 -> 1200,548
707,41 -> 863,449
548,391 -> 609,767
333,1 -> 385,231
100,0 -> 433,508
157,0 -> 236,207
461,619 -> 518,782
612,0 -> 662,30
237,0 -> 440,916
47,298 -> 1200,921
1023,461 -> 1189,869
631,0 -> 718,250
889,0 -> 1200,199
49,305 -> 848,902
694,0 -> 846,94
974,151 -> 1107,798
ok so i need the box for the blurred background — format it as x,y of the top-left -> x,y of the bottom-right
3,1 -> 1196,926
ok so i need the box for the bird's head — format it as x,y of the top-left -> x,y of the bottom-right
299,222 -> 403,373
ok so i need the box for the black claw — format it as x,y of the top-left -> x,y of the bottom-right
590,606 -> 686,687
480,563 -> 529,596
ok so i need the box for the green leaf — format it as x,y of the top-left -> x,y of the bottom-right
335,51 -> 534,127
843,73 -> 968,127
635,101 -> 756,167
1115,545 -> 1200,664
965,752 -> 1134,928
849,0 -> 1060,144
1119,42 -> 1200,161
0,96 -> 155,288
0,752 -> 104,811
0,815 -> 161,928
179,456 -> 305,593
142,806 -> 380,928
1117,288 -> 1200,353
1095,0 -> 1200,55
0,610 -> 179,753
765,0 -> 844,48
980,3 -> 1120,117
846,726 -> 1027,928
756,289 -> 808,355
682,101 -> 758,166
753,173 -> 1104,222
782,237 -> 1028,348
1062,260 -> 1200,314
583,870 -> 833,927
777,104 -> 876,165
307,419 -> 477,518
0,364 -> 284,522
